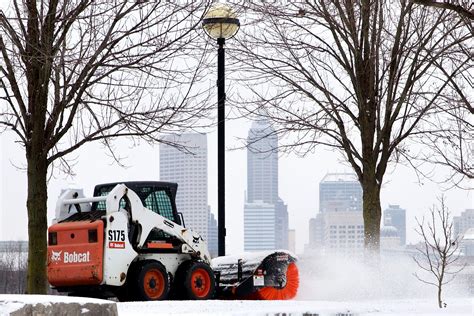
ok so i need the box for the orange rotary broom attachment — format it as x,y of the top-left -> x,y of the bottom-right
253,262 -> 299,300
212,251 -> 299,300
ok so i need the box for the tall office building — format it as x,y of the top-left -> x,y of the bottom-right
383,204 -> 406,245
323,211 -> 365,252
159,133 -> 209,240
308,211 -> 364,253
247,119 -> 278,204
454,209 -> 474,237
244,119 -> 288,251
319,173 -> 362,213
307,173 -> 364,254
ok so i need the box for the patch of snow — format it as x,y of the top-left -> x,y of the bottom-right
0,295 -> 471,316
0,294 -> 110,305
0,294 -> 113,315
0,301 -> 25,315
211,249 -> 296,267
117,298 -> 472,316
0,293 -> 111,314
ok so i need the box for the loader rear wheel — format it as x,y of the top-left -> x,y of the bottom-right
135,261 -> 169,301
178,261 -> 215,300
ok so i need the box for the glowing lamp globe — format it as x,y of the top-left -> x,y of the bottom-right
202,4 -> 240,40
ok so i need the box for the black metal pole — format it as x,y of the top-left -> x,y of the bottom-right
217,37 -> 226,256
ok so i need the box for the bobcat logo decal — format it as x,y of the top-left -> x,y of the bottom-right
51,250 -> 62,262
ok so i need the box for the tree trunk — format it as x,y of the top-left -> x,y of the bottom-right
437,284 -> 442,308
362,173 -> 382,254
26,154 -> 48,294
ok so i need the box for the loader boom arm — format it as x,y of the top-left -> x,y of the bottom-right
56,184 -> 211,264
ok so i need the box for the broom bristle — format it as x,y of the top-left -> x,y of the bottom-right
256,262 -> 299,300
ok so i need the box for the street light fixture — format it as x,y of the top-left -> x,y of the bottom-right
202,4 -> 240,257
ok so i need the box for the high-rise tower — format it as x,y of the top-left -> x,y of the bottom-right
244,119 -> 288,251
247,119 -> 278,204
307,173 -> 364,254
159,133 -> 210,242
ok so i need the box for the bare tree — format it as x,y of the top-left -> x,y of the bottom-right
228,1 -> 472,252
413,196 -> 465,308
0,0 -> 213,293
0,241 -> 27,294
0,244 -> 15,293
411,0 -> 474,21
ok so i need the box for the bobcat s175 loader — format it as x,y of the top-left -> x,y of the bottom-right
47,181 -> 299,301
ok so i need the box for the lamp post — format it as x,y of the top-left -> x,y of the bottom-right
202,4 -> 240,256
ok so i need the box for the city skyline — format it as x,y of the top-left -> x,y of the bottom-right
308,175 -> 413,253
0,121 -> 472,254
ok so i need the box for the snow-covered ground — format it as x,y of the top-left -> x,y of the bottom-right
1,253 -> 472,315
118,298 -> 472,316
0,295 -> 472,316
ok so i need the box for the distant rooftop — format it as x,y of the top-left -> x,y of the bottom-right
250,117 -> 272,130
161,132 -> 207,143
321,173 -> 358,183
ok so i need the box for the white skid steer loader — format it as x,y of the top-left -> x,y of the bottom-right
47,181 -> 299,301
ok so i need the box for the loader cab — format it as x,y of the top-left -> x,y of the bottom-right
91,181 -> 182,226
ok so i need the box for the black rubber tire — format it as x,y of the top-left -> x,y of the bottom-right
115,262 -> 140,302
116,281 -> 134,302
132,261 -> 170,301
178,261 -> 216,300
115,288 -> 129,302
170,261 -> 190,299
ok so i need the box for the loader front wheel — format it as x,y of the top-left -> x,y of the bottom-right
181,261 -> 215,300
135,261 -> 169,301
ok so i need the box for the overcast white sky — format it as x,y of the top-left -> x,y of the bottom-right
0,114 -> 472,254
